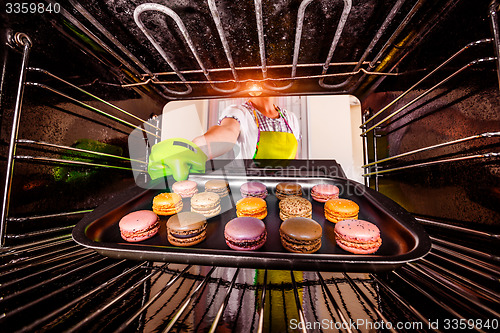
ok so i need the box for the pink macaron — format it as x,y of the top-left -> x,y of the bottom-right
119,210 -> 159,242
311,184 -> 339,202
172,180 -> 198,198
224,217 -> 267,251
334,219 -> 382,254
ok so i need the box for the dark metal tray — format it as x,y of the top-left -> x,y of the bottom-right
72,175 -> 431,272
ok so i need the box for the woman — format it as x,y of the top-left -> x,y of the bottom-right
193,96 -> 301,160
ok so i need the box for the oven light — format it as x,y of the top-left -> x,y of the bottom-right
248,83 -> 263,96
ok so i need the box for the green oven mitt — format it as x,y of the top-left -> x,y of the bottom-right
148,138 -> 207,181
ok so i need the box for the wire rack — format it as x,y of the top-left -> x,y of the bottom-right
360,38 -> 500,191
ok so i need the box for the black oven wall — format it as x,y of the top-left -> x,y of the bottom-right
0,7 -> 165,331
360,0 -> 500,243
359,1 -> 500,321
0,9 -> 165,246
362,83 -> 500,226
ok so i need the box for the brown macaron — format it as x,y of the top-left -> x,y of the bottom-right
275,182 -> 302,200
324,198 -> 359,223
279,196 -> 312,220
167,212 -> 207,247
280,217 -> 322,253
205,179 -> 230,198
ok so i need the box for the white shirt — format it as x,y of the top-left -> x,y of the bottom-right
219,103 -> 301,159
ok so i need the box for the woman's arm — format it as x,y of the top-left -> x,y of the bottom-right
192,117 -> 240,160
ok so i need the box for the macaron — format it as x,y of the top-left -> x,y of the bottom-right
334,219 -> 382,254
190,191 -> 221,218
236,197 -> 267,219
279,217 -> 322,253
224,217 -> 267,251
119,210 -> 159,242
275,182 -> 302,200
311,184 -> 339,202
152,192 -> 183,216
166,212 -> 207,247
172,180 -> 198,198
324,198 -> 359,223
240,181 -> 268,199
205,179 -> 230,198
279,196 -> 312,220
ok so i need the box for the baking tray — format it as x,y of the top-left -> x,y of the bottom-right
73,175 -> 431,272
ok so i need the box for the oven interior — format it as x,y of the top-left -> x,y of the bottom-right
1,0 -> 499,332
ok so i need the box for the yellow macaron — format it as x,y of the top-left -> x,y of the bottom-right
152,192 -> 183,216
324,198 -> 359,223
236,197 -> 267,220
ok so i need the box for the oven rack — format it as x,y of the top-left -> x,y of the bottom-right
361,38 -> 494,129
26,70 -> 160,139
359,38 -> 499,190
1,41 -> 161,246
0,227 -> 498,332
353,23 -> 500,320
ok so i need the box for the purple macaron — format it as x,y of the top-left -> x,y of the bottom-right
240,181 -> 268,199
224,217 -> 267,251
